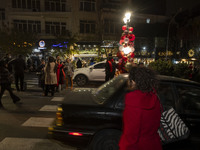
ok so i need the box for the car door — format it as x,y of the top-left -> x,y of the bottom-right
174,84 -> 200,138
89,63 -> 106,81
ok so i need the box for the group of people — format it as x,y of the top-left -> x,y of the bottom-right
38,55 -> 74,96
0,52 -> 166,149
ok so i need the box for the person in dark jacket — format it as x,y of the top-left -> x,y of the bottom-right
9,55 -> 26,91
3,53 -> 13,73
119,66 -> 162,150
105,54 -> 116,81
0,60 -> 20,108
76,58 -> 82,68
37,59 -> 45,93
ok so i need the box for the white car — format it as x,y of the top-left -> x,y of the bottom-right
73,61 -> 106,86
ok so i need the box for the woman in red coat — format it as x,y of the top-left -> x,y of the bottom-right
119,66 -> 162,150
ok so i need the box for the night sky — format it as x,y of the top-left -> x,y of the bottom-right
128,0 -> 200,16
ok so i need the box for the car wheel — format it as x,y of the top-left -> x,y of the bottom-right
89,129 -> 121,150
75,74 -> 88,87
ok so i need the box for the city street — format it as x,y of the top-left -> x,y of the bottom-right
0,72 -> 80,150
0,72 -> 200,150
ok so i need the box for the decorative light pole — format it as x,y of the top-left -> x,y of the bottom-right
117,12 -> 135,73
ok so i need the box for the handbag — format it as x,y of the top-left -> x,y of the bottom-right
158,107 -> 190,145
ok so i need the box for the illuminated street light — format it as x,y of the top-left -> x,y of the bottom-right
123,12 -> 131,24
123,17 -> 127,24
125,12 -> 131,20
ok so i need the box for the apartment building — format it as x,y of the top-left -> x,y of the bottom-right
0,0 -> 169,60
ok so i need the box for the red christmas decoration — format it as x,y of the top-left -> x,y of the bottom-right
128,34 -> 135,41
122,25 -> 127,31
117,51 -> 124,58
129,27 -> 134,31
130,52 -> 135,58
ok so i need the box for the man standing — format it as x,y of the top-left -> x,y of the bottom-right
9,55 -> 26,91
105,54 -> 116,81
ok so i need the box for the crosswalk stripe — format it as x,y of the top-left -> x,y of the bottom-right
51,97 -> 64,102
39,105 -> 58,112
0,137 -> 76,150
22,117 -> 55,127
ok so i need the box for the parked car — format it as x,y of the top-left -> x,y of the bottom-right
48,74 -> 200,150
73,61 -> 106,87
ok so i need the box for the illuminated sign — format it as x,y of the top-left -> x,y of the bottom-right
39,40 -> 45,48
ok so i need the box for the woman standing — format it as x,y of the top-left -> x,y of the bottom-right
119,66 -> 162,150
64,58 -> 74,90
44,56 -> 57,96
56,59 -> 65,92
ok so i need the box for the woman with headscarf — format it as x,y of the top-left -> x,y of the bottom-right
44,56 -> 57,96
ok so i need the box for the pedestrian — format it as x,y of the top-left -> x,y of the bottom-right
37,59 -> 46,94
105,54 -> 116,81
0,60 -> 20,108
27,57 -> 33,72
76,58 -> 82,68
64,58 -> 74,90
3,53 -> 13,73
89,58 -> 95,66
56,59 -> 65,92
56,55 -> 60,64
9,55 -> 26,91
119,66 -> 162,150
44,56 -> 57,96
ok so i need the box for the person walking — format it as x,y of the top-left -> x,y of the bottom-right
105,54 -> 116,81
119,66 -> 162,150
44,56 -> 57,96
64,58 -> 74,90
9,55 -> 26,91
0,60 -> 20,108
3,53 -> 13,73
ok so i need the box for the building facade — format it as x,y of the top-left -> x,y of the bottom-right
0,0 -> 170,62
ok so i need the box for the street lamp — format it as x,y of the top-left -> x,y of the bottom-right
123,12 -> 131,24
165,9 -> 181,60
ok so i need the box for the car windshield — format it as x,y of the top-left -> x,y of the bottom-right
92,74 -> 128,104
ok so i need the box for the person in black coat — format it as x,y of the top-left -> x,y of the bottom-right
105,54 -> 116,81
0,60 -> 20,108
76,58 -> 82,68
9,55 -> 26,91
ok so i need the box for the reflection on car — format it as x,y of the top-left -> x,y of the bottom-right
49,74 -> 200,150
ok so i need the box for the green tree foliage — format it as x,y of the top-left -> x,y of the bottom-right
149,59 -> 192,80
0,30 -> 37,55
173,63 -> 191,78
149,59 -> 174,76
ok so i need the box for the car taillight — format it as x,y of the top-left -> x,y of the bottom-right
69,132 -> 83,136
